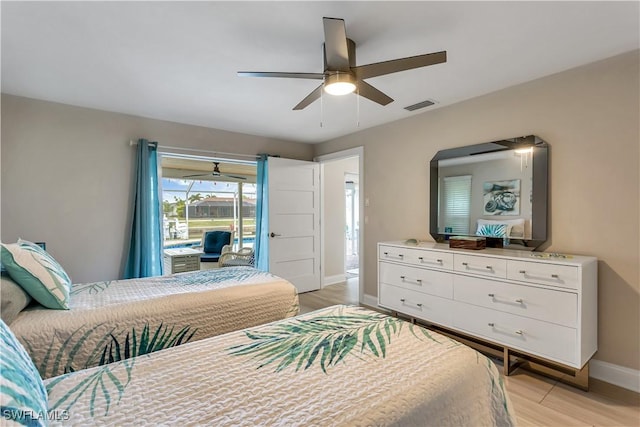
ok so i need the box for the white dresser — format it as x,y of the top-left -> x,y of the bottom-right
378,241 -> 597,387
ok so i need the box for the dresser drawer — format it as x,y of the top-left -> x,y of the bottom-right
379,283 -> 453,326
454,254 -> 507,279
507,260 -> 579,290
379,262 -> 453,298
413,250 -> 453,270
379,245 -> 408,262
452,303 -> 577,367
379,245 -> 452,270
454,275 -> 577,327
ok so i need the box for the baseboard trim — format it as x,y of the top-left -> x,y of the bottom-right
323,274 -> 346,287
590,359 -> 640,393
362,293 -> 378,308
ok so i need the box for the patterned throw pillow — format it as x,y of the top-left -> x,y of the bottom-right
0,240 -> 71,309
0,318 -> 48,426
476,223 -> 508,238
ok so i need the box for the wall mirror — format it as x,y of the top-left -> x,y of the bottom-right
430,135 -> 548,250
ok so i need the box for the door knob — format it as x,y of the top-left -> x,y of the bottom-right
270,232 -> 282,238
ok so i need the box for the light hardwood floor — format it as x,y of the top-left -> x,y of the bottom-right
299,280 -> 640,427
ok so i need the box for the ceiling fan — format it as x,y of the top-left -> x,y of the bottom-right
183,162 -> 247,180
238,17 -> 447,110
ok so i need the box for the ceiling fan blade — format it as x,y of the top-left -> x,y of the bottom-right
223,174 -> 247,180
356,81 -> 394,106
353,51 -> 447,80
182,173 -> 212,178
293,84 -> 324,110
237,71 -> 324,79
323,17 -> 350,72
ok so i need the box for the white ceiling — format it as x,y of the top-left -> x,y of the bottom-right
2,2 -> 638,144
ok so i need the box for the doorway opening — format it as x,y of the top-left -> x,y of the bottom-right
316,147 -> 364,304
345,174 -> 359,278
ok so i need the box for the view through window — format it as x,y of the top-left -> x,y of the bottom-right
161,157 -> 257,249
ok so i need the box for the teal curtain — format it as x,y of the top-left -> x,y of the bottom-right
124,139 -> 163,278
254,155 -> 269,271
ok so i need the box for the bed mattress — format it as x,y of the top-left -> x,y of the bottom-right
44,305 -> 516,426
10,266 -> 299,379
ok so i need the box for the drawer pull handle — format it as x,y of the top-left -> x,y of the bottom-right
462,262 -> 493,271
488,323 -> 523,335
522,270 -> 561,281
384,252 -> 403,258
401,276 -> 423,285
399,298 -> 423,309
418,257 -> 443,264
489,294 -> 524,304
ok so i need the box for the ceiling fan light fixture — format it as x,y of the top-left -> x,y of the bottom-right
324,72 -> 356,96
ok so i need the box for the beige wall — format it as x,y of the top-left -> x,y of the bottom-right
314,50 -> 640,371
1,95 -> 313,283
322,157 -> 359,280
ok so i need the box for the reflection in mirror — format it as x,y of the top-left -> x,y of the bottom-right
430,136 -> 548,250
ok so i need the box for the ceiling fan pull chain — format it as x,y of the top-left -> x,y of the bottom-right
320,88 -> 324,128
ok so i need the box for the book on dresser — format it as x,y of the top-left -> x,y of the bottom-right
377,240 -> 598,389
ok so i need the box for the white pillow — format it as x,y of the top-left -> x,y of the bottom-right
1,274 -> 32,325
477,218 -> 526,238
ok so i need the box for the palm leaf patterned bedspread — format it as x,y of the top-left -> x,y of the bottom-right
45,305 -> 516,427
10,267 -> 299,379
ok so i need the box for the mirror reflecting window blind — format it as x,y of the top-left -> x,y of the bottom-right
441,175 -> 472,235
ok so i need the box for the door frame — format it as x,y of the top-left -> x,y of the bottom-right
315,147 -> 364,304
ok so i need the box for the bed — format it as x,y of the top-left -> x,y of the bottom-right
8,266 -> 299,379
8,305 -> 518,426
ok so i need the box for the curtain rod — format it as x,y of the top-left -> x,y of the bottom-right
128,140 -> 260,160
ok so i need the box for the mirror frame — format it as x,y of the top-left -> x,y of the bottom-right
429,135 -> 549,250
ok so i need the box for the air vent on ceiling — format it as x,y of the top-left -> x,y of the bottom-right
404,99 -> 436,112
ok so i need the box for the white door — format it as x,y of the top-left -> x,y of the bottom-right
268,157 -> 320,293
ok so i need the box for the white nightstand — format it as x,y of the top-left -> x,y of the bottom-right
163,248 -> 202,274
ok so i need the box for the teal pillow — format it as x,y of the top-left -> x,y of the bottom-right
0,318 -> 48,426
1,240 -> 71,309
476,223 -> 507,238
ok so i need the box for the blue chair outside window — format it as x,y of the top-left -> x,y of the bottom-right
198,231 -> 233,263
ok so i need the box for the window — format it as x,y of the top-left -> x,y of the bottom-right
441,175 -> 472,235
160,156 -> 257,249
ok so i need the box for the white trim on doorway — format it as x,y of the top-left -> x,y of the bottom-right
315,147 -> 364,305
